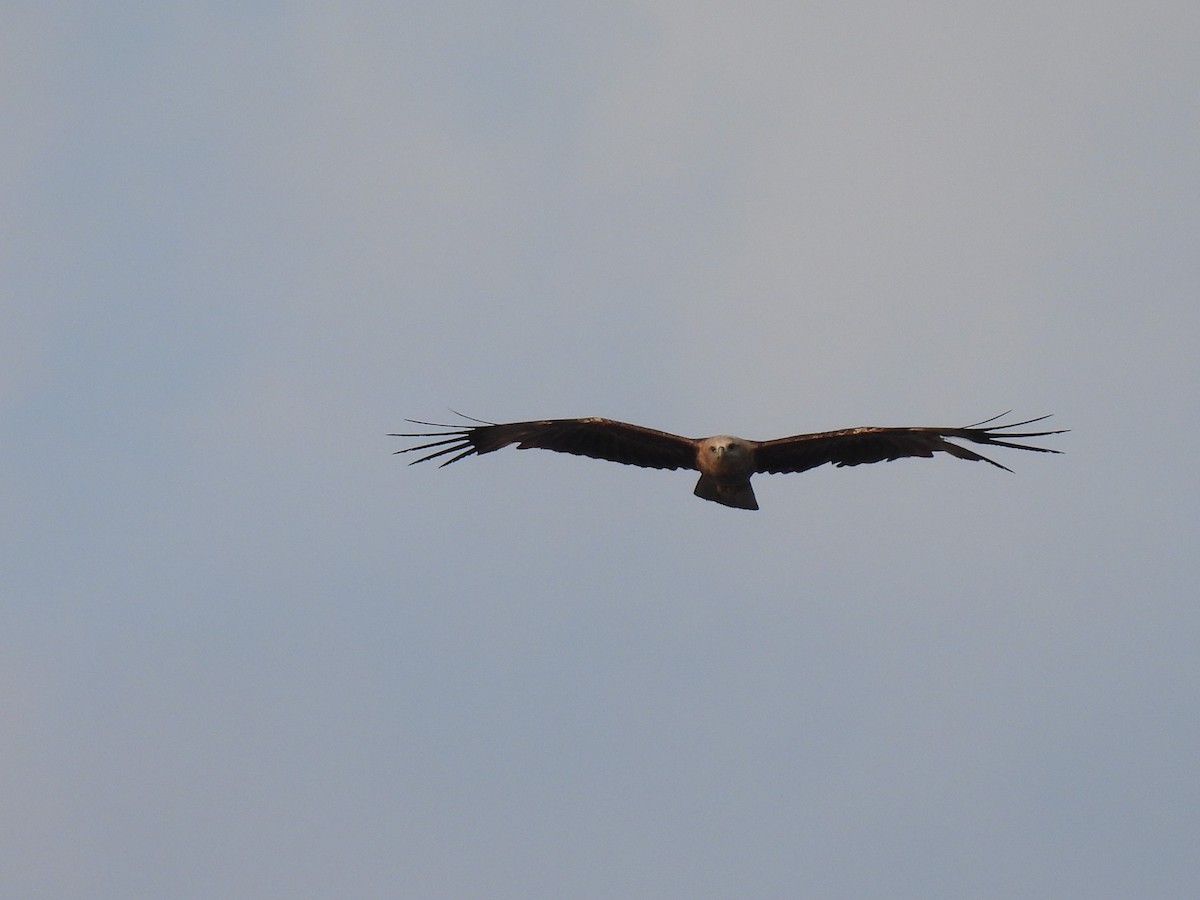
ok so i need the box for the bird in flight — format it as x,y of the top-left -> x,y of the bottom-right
391,412 -> 1065,511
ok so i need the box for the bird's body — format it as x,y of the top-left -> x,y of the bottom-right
694,435 -> 759,509
392,413 -> 1065,510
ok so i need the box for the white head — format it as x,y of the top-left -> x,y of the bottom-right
704,436 -> 743,458
699,435 -> 753,477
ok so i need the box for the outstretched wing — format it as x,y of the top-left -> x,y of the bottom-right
391,416 -> 699,471
753,413 -> 1066,475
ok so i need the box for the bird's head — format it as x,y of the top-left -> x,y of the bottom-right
697,435 -> 754,479
704,436 -> 745,459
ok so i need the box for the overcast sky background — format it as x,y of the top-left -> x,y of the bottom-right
4,3 -> 1199,898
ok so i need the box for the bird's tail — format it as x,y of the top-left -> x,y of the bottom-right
694,476 -> 759,510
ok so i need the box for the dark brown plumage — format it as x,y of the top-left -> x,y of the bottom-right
391,412 -> 1065,510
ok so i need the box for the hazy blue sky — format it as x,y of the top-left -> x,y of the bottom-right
5,4 -> 1199,897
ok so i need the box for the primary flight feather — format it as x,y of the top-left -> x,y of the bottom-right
391,413 -> 1065,510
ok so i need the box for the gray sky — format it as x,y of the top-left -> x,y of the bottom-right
4,3 -> 1199,897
